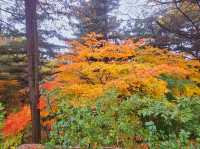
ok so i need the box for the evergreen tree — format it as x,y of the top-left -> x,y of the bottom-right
69,0 -> 120,39
0,34 -> 26,105
0,0 -> 69,57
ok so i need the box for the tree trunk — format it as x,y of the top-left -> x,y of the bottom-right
25,0 -> 41,143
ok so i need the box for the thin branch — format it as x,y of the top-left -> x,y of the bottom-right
153,0 -> 182,5
0,7 -> 19,17
0,19 -> 11,26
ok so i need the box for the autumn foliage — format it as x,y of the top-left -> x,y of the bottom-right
2,106 -> 31,137
2,96 -> 47,137
42,33 -> 200,107
1,33 -> 200,147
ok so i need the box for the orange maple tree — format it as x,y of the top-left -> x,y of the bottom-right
47,33 -> 199,106
2,96 -> 47,137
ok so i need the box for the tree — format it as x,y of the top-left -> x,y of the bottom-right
123,0 -> 200,59
41,33 -> 200,106
25,0 -> 41,143
0,0 -> 69,57
69,0 -> 120,39
154,0 -> 200,59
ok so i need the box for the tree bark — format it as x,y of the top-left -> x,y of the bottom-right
25,0 -> 41,143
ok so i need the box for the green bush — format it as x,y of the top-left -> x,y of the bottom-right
47,90 -> 143,148
46,89 -> 200,148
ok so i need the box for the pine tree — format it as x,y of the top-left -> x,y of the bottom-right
0,0 -> 69,57
69,0 -> 120,39
0,34 -> 27,106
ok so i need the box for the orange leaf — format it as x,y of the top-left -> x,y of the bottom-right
3,106 -> 31,137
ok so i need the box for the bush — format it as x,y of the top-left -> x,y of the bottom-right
47,89 -> 200,148
47,90 -> 143,148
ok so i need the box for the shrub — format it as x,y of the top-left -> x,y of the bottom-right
47,90 -> 200,148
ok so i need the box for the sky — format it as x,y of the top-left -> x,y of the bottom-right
118,0 -> 151,18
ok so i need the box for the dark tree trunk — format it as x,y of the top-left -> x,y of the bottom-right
25,0 -> 41,143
